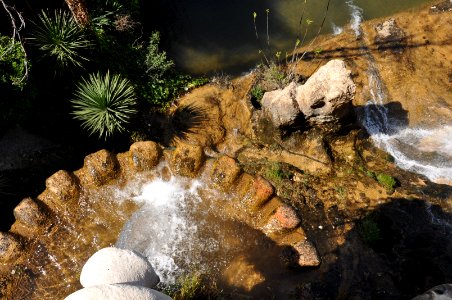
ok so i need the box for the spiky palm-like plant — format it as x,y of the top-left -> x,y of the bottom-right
30,9 -> 91,68
71,71 -> 137,140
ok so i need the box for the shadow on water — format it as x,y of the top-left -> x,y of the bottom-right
355,101 -> 409,134
141,104 -> 208,147
219,198 -> 452,299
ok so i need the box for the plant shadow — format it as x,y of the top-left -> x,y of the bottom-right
141,104 -> 208,147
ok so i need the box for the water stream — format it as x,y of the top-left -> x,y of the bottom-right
343,1 -> 452,184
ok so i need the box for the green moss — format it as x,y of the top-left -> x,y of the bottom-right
265,162 -> 291,182
376,173 -> 397,192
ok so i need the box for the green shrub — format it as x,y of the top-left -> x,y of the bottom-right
250,85 -> 265,102
161,273 -> 219,300
71,71 -> 137,139
145,32 -> 174,80
376,173 -> 397,192
0,35 -> 28,88
137,74 -> 208,109
30,9 -> 91,68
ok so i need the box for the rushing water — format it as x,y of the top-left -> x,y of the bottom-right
343,1 -> 452,184
144,0 -> 431,74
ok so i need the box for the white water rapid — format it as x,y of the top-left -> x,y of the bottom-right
345,1 -> 452,184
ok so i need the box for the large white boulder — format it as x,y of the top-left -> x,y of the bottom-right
296,59 -> 355,125
80,247 -> 159,288
261,81 -> 301,128
65,284 -> 172,300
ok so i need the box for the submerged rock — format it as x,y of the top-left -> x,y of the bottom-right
80,247 -> 160,288
65,284 -> 172,300
296,59 -> 355,126
412,284 -> 452,300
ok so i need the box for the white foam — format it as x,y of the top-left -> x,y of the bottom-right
331,22 -> 344,35
345,0 -> 364,38
116,176 -> 205,284
362,58 -> 452,184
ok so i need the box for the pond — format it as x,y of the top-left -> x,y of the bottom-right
142,0 -> 431,74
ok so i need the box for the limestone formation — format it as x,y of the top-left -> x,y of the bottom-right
13,197 -> 47,228
375,18 -> 406,51
296,59 -> 355,125
80,247 -> 160,288
129,141 -> 162,171
261,81 -> 301,128
169,142 -> 204,177
0,232 -> 23,263
65,284 -> 172,300
45,170 -> 80,201
82,149 -> 119,186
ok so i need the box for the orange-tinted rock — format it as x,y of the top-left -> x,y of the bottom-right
46,170 -> 80,201
83,150 -> 119,186
273,205 -> 301,229
169,142 -> 205,177
249,176 -> 274,208
0,232 -> 23,263
13,198 -> 48,228
211,155 -> 242,190
129,141 -> 162,172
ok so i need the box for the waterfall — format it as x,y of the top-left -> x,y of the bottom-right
116,174 -> 207,284
346,2 -> 452,184
345,0 -> 364,38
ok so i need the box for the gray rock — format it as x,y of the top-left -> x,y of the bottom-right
412,284 -> 452,300
80,247 -> 160,288
375,18 -> 406,52
65,284 -> 172,300
296,60 -> 355,125
262,81 -> 301,128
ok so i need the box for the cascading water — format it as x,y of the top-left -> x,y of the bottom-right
345,0 -> 363,38
346,1 -> 452,185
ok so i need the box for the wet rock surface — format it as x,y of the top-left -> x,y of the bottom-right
129,141 -> 162,172
169,142 -> 204,177
1,2 -> 452,300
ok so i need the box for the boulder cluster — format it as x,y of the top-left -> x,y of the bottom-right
65,247 -> 172,300
261,59 -> 356,129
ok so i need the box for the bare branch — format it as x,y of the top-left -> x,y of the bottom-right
0,0 -> 29,84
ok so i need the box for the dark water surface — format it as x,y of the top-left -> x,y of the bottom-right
142,0 -> 431,74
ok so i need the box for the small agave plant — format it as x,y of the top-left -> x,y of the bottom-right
71,71 -> 137,140
30,9 -> 91,68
